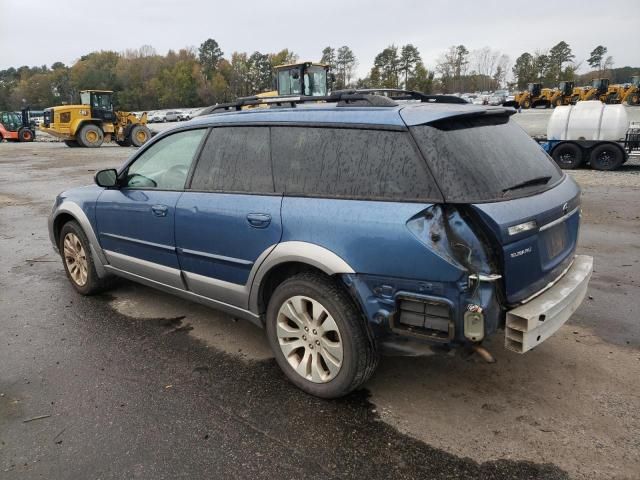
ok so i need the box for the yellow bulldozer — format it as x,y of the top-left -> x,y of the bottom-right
605,75 -> 640,106
40,90 -> 151,148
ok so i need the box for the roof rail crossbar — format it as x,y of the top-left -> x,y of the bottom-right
198,91 -> 398,116
334,89 -> 469,105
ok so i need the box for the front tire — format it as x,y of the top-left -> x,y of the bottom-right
59,221 -> 110,295
266,272 -> 378,398
18,128 -> 34,142
128,124 -> 151,147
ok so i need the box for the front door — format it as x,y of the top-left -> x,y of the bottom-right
175,126 -> 282,308
96,128 -> 207,288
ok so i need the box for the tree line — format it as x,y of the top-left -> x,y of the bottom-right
0,38 -> 634,111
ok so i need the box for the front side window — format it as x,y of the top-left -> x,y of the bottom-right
271,127 -> 443,202
190,127 -> 273,193
124,129 -> 205,190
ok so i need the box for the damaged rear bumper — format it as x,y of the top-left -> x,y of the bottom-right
504,255 -> 593,353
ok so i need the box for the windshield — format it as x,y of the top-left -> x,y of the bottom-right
278,68 -> 301,95
410,116 -> 563,203
92,93 -> 112,110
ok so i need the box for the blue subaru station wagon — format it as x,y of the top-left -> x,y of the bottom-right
48,92 -> 593,398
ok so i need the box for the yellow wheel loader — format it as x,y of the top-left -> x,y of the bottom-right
258,62 -> 332,98
40,90 -> 151,148
546,81 -> 575,107
504,83 -> 549,109
605,76 -> 640,106
579,78 -> 610,103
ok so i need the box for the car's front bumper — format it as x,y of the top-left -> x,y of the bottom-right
504,255 -> 593,353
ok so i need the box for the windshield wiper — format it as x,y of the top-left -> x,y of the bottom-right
502,176 -> 551,196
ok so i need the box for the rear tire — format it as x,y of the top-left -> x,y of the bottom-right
522,98 -> 531,109
590,144 -> 624,171
59,221 -> 111,295
552,143 -> 583,169
265,272 -> 378,398
77,124 -> 104,148
627,92 -> 640,106
128,124 -> 151,147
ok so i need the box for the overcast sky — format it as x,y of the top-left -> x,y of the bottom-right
1,0 -> 638,79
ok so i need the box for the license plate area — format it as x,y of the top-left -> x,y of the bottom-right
544,222 -> 567,260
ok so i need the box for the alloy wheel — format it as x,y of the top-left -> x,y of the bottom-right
276,295 -> 343,383
63,232 -> 88,286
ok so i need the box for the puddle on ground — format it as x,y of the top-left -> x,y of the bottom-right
107,281 -> 272,361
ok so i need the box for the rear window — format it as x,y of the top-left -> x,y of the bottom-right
271,127 -> 442,202
410,116 -> 563,203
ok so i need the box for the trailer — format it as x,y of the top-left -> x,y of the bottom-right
537,101 -> 639,171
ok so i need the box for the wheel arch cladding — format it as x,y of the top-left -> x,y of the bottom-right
249,241 -> 355,315
51,201 -> 108,277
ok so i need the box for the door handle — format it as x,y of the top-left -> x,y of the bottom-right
151,205 -> 168,217
246,213 -> 271,228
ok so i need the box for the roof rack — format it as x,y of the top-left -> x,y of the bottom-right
339,89 -> 469,104
197,88 -> 469,116
198,91 -> 397,116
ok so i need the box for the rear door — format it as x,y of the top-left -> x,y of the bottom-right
175,126 -> 282,308
95,128 -> 206,288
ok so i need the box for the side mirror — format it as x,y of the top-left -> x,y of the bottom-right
95,168 -> 118,188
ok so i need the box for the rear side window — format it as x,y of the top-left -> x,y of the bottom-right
190,126 -> 273,193
271,127 -> 442,202
410,116 -> 563,203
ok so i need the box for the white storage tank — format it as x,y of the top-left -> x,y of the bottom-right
547,101 -> 628,141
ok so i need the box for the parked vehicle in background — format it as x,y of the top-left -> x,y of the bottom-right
542,101 -> 639,171
177,110 -> 192,121
165,111 -> 181,122
488,90 -> 509,105
0,109 -> 36,142
148,111 -> 166,123
40,90 -> 150,148
48,92 -> 593,398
